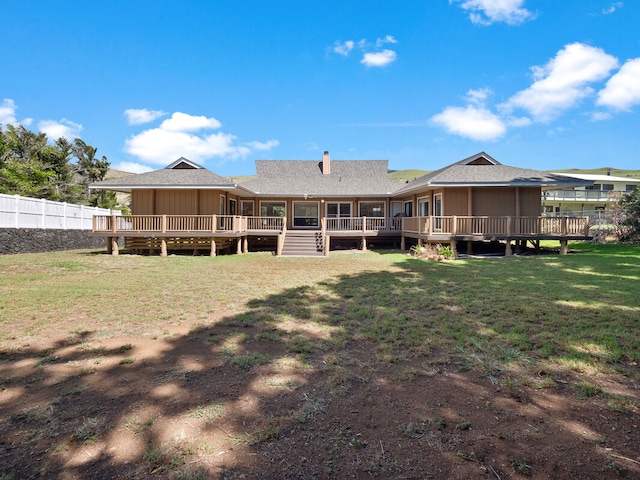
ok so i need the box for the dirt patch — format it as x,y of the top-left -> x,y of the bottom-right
1,321 -> 638,479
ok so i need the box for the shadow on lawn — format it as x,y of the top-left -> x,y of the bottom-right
1,254 -> 639,479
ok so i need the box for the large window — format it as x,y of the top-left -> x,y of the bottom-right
241,200 -> 254,216
417,197 -> 429,216
359,201 -> 385,217
293,201 -> 319,227
260,201 -> 286,217
404,201 -> 413,217
433,194 -> 443,231
326,202 -> 352,218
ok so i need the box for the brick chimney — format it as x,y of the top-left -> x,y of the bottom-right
322,151 -> 331,175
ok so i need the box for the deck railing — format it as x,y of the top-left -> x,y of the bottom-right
94,214 -> 589,238
402,216 -> 589,237
93,214 -> 284,234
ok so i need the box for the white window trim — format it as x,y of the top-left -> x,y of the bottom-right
357,200 -> 386,218
292,201 -> 320,228
241,200 -> 254,216
259,200 -> 287,218
326,201 -> 352,218
417,196 -> 430,216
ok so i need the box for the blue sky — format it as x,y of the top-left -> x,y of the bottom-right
1,0 -> 639,175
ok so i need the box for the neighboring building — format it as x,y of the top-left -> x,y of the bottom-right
542,172 -> 640,218
90,152 -> 592,257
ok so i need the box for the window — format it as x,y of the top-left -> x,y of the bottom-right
219,195 -> 226,215
417,197 -> 429,216
260,201 -> 286,217
433,193 -> 443,231
229,199 -> 237,215
359,201 -> 385,217
241,200 -> 254,216
390,201 -> 403,217
602,184 -> 614,191
626,185 -> 638,191
293,201 -> 319,227
326,202 -> 352,218
403,201 -> 413,217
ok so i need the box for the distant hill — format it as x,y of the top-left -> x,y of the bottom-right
550,168 -> 640,179
105,169 -> 136,180
387,169 -> 430,183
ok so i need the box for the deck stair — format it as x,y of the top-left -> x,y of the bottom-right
280,230 -> 324,257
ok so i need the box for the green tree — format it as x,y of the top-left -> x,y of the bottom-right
0,124 -> 53,197
72,138 -> 116,208
0,124 -> 115,207
619,188 -> 640,243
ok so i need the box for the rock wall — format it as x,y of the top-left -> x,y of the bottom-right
0,229 -> 109,255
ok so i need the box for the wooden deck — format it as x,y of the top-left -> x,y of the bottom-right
92,214 -> 590,256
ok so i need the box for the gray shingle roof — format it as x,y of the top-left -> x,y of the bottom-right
396,152 -> 593,194
242,160 -> 404,196
89,159 -> 236,192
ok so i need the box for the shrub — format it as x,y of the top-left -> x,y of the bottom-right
409,243 -> 453,261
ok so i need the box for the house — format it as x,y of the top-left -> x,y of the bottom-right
89,152 -> 592,257
542,172 -> 640,219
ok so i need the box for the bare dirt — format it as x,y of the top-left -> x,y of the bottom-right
1,312 -> 639,480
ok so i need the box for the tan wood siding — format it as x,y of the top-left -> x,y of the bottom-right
131,190 -> 154,215
443,188 -> 469,216
519,187 -> 542,216
198,190 -> 217,215
473,187 -> 516,216
155,190 -> 199,215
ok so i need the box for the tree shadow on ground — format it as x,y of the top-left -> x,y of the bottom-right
1,254 -> 639,479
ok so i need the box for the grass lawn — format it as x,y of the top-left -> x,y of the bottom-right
1,243 -> 639,479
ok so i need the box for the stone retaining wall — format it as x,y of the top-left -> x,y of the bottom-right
0,229 -> 109,255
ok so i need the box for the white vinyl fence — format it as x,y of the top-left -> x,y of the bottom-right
0,194 -> 120,230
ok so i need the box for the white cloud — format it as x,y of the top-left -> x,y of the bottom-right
500,43 -> 619,122
112,161 -> 154,174
591,111 -> 612,121
465,87 -> 493,106
246,140 -> 280,151
38,119 -> 83,140
333,40 -> 354,56
431,105 -> 506,141
452,0 -> 534,26
331,36 -> 398,67
376,35 -> 397,47
596,57 -> 640,111
361,49 -> 397,67
0,98 -> 18,125
124,108 -> 166,125
124,111 -> 278,166
603,2 -> 623,14
160,112 -> 222,132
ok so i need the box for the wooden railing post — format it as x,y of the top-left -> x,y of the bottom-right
161,214 -> 167,233
506,216 -> 512,236
452,215 -> 457,236
362,216 -> 367,232
561,216 -> 567,236
111,215 -> 117,234
212,214 -> 217,232
584,216 -> 590,236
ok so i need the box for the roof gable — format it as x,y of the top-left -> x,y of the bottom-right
165,157 -> 203,169
456,152 -> 501,166
396,152 -> 593,194
89,158 -> 236,192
